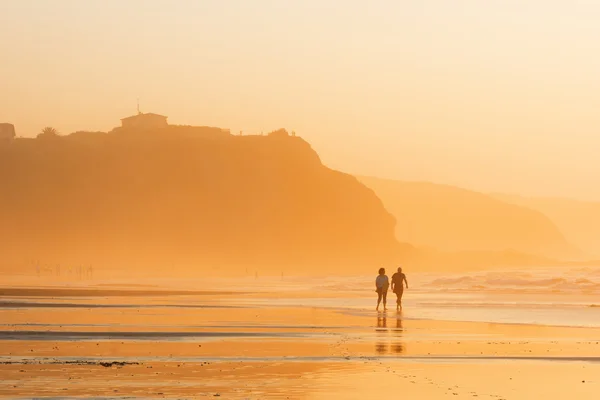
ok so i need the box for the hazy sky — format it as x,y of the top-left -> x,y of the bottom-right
2,0 -> 600,199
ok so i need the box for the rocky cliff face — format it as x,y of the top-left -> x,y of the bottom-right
0,127 -> 401,272
360,177 -> 579,260
492,194 -> 600,258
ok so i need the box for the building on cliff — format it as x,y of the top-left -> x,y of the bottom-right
121,112 -> 168,130
0,123 -> 16,141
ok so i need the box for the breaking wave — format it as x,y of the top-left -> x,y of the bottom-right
423,267 -> 600,294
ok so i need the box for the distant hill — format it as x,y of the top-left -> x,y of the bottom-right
0,126 -> 403,273
359,177 -> 580,260
492,194 -> 600,258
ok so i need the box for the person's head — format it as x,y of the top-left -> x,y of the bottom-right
397,266 -> 403,273
378,267 -> 385,275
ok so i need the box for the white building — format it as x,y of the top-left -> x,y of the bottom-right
0,123 -> 15,141
120,113 -> 168,130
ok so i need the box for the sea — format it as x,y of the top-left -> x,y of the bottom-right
2,265 -> 600,329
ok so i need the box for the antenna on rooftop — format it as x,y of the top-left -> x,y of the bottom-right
137,98 -> 141,115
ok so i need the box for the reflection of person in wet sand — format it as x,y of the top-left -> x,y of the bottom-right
392,341 -> 404,354
392,314 -> 404,353
375,315 -> 388,354
375,268 -> 389,311
391,267 -> 409,311
396,316 -> 403,330
375,315 -> 405,355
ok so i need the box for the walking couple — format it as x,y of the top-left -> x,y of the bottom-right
375,267 -> 408,311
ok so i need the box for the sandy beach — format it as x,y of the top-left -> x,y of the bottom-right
2,271 -> 600,399
7,1 -> 600,397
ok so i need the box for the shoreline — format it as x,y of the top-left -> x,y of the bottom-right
2,280 -> 600,398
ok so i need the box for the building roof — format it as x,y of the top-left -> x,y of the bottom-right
121,113 -> 168,122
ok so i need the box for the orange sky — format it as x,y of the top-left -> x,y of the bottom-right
2,0 -> 600,200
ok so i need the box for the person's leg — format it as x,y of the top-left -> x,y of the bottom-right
383,291 -> 387,310
397,289 -> 404,308
376,290 -> 382,310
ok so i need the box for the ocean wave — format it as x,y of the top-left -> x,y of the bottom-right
422,269 -> 600,294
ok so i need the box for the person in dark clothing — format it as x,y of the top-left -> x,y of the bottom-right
391,267 -> 409,310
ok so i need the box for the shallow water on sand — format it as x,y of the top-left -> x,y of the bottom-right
4,265 -> 600,328
2,267 -> 600,398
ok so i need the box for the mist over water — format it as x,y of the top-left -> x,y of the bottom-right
5,266 -> 600,329
221,267 -> 600,328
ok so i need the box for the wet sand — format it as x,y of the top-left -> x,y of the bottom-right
1,283 -> 600,398
0,287 -> 244,297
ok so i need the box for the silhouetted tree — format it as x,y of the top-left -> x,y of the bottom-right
38,126 -> 59,139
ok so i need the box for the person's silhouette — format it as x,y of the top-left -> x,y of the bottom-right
375,267 -> 389,311
391,267 -> 409,310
